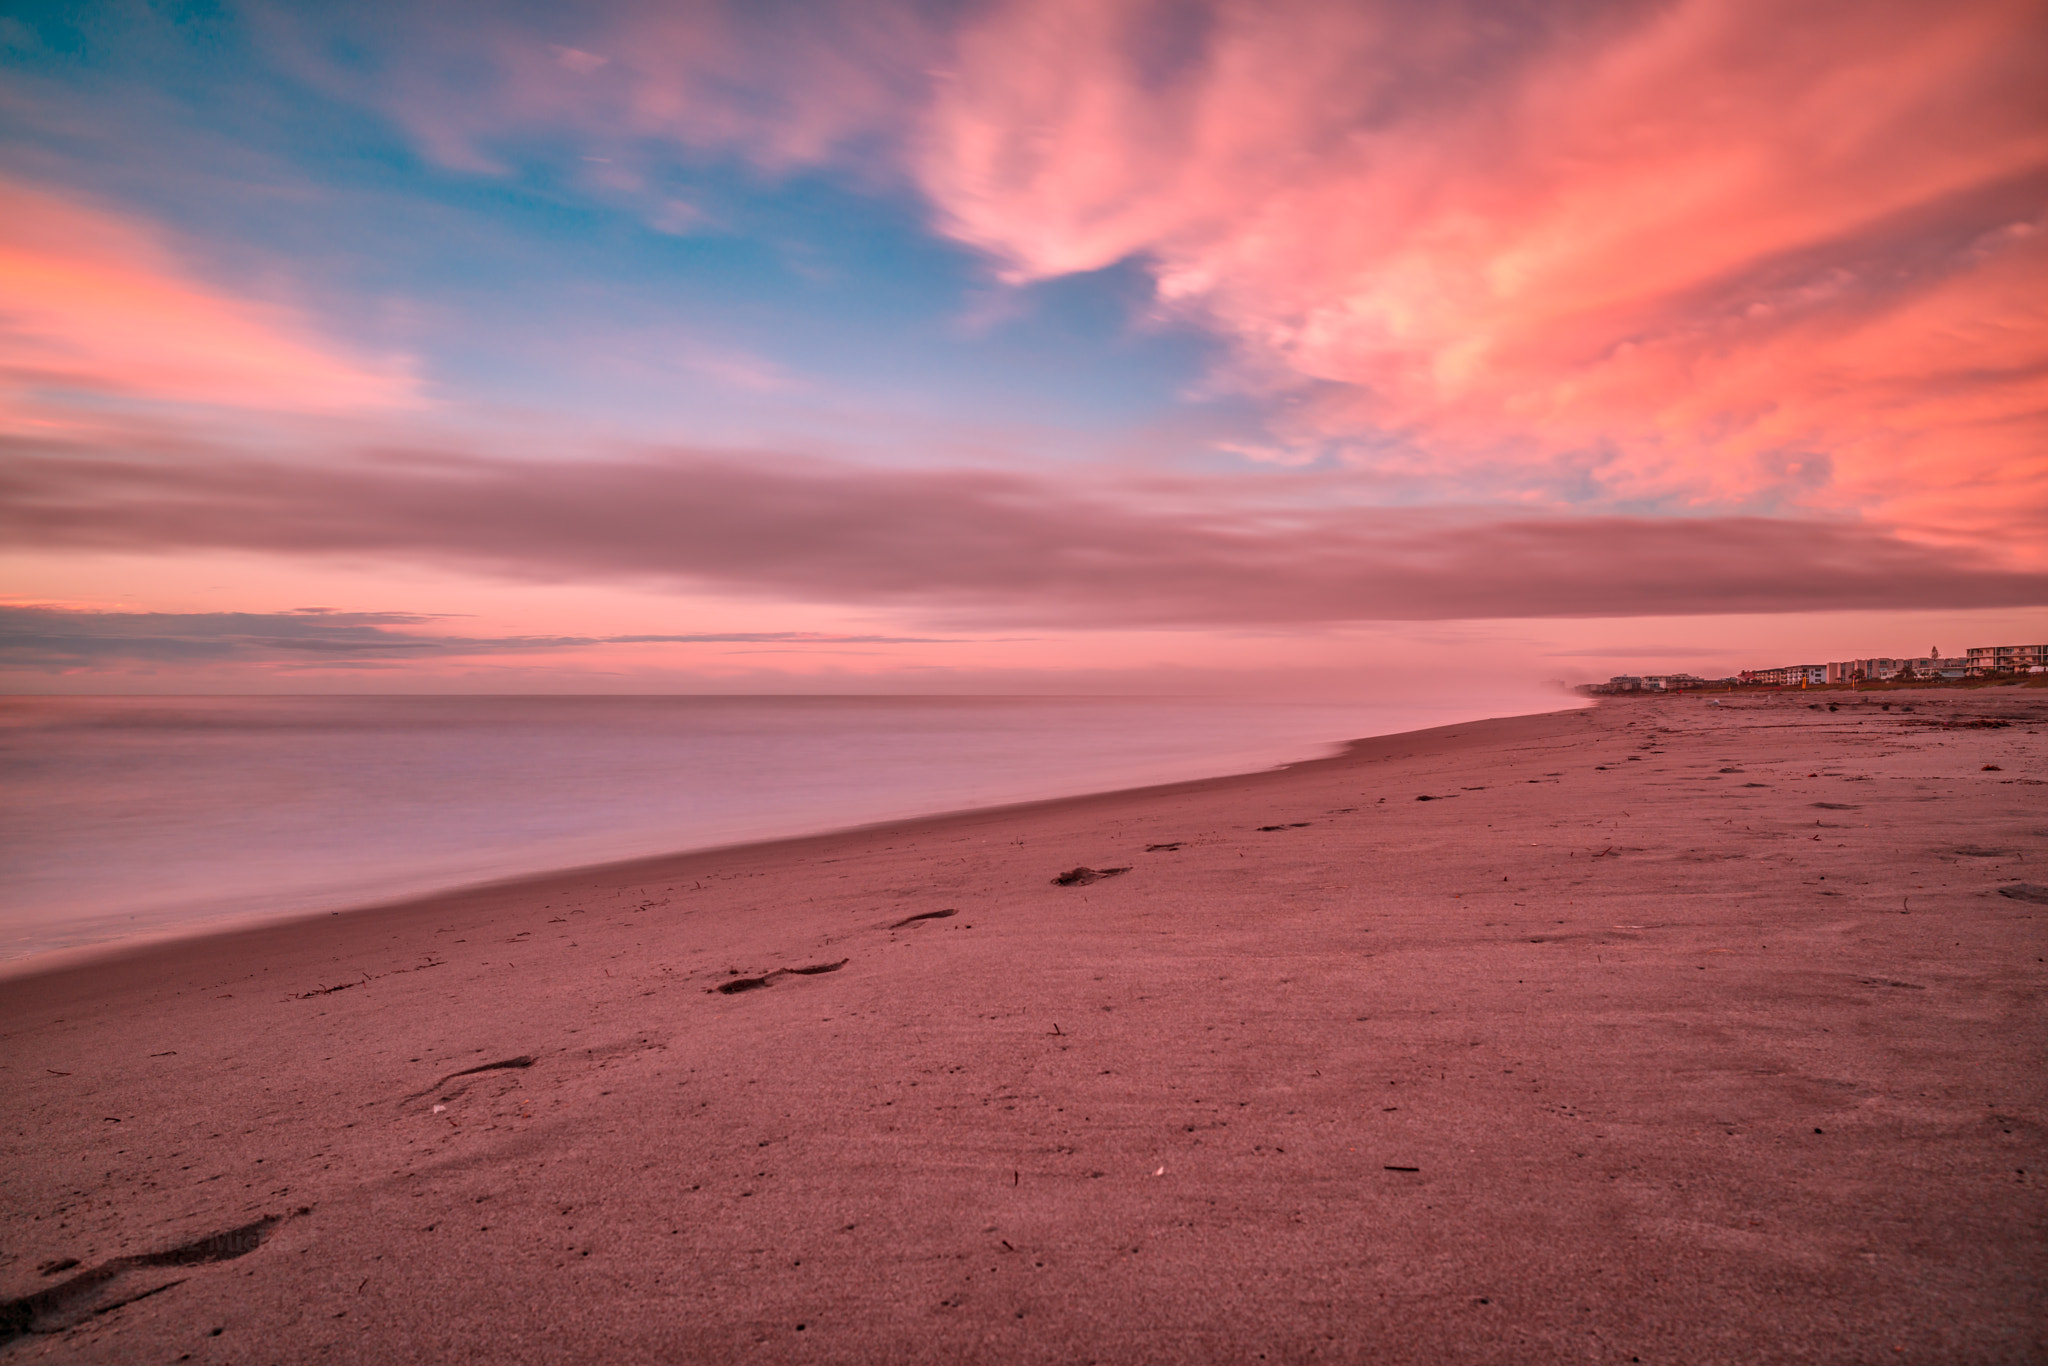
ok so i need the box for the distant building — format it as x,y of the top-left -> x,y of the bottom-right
1741,664 -> 1826,686
1896,654 -> 1970,679
1592,641 -> 2048,694
1594,640 -> 2048,693
1967,643 -> 2048,673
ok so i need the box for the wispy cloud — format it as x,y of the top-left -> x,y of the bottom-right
670,339 -> 802,392
276,0 -> 931,175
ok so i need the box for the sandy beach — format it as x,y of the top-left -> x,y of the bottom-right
3,689 -> 2044,1364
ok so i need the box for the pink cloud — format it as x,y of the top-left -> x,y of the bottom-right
0,178 -> 418,417
4,435 -> 2042,626
914,0 -> 2048,537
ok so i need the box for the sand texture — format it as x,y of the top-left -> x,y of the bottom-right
3,690 -> 2045,1363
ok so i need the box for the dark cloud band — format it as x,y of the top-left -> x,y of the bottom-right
6,441 -> 2043,626
0,605 -> 963,668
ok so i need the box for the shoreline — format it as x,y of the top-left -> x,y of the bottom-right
0,711 -> 1498,988
5,692 -> 2042,1362
2,693 -> 1502,976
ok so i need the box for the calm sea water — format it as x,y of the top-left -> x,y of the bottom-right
0,694 -> 1540,965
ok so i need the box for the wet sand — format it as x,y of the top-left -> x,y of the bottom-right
4,690 -> 2044,1363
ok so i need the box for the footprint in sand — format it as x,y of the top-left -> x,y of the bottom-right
2,1213 -> 301,1341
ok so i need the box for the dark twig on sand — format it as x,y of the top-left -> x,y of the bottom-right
402,1055 -> 537,1103
715,960 -> 850,995
1052,867 -> 1129,886
890,909 -> 957,929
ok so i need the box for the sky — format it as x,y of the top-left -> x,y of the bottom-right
2,0 -> 2044,698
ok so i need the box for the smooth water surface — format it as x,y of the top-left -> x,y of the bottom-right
0,694 -> 1539,963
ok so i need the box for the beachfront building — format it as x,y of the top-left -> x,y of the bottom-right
1617,646 -> 2043,690
1966,643 -> 2048,673
1577,673 -> 1715,695
1827,655 -> 1970,681
1740,664 -> 1827,686
1895,653 -> 1972,679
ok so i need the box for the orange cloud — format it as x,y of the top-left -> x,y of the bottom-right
915,0 -> 2048,541
0,178 -> 416,416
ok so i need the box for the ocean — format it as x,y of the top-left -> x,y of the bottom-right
0,693 -> 1549,966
